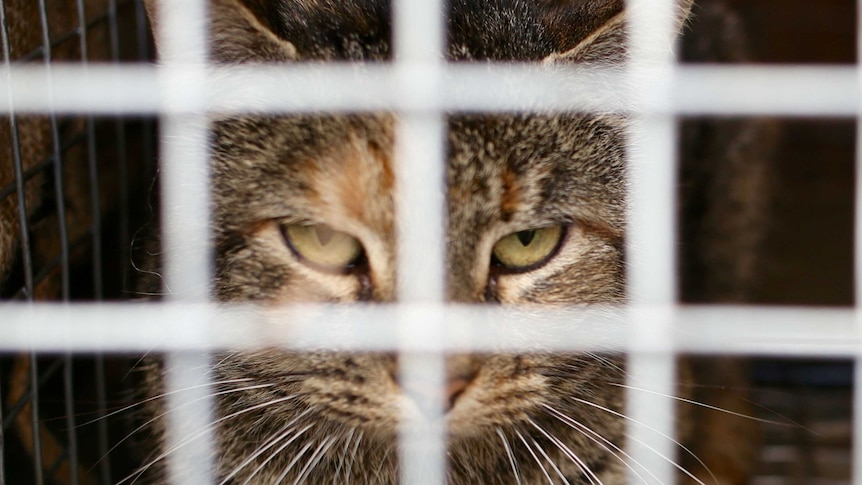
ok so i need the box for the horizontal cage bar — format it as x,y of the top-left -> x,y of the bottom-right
0,304 -> 856,357
0,64 -> 856,116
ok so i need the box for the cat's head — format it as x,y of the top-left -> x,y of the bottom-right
146,0 -> 694,482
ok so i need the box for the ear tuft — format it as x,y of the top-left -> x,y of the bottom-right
543,10 -> 627,65
538,0 -> 624,54
541,0 -> 694,65
145,0 -> 298,64
209,0 -> 298,63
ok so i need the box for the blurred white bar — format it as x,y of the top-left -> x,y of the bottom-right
0,304 -> 858,356
393,0 -> 447,483
151,0 -> 215,484
625,0 -> 680,482
0,64 -> 858,115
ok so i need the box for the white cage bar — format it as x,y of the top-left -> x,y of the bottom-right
392,0 -> 447,483
151,0 -> 215,483
0,0 -> 859,484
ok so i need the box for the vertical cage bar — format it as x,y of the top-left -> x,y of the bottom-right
37,0 -> 74,482
36,1 -> 71,303
393,0 -> 447,484
152,0 -> 214,484
110,0 -> 131,296
0,0 -> 33,301
624,0 -> 680,483
2,4 -> 40,485
28,354 -> 43,485
78,1 -> 114,483
37,2 -> 80,480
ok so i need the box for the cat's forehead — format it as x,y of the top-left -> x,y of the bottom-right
447,113 -> 627,228
211,111 -> 626,234
236,0 -> 623,61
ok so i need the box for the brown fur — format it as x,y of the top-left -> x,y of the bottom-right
134,0 -> 773,483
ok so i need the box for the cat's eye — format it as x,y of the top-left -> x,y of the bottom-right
281,223 -> 364,271
491,226 -> 565,271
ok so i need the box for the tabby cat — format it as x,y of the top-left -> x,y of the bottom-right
135,0 -> 772,483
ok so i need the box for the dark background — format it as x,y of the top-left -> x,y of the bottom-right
686,1 -> 856,482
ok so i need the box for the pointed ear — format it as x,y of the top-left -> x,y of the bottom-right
544,10 -> 627,64
145,0 -> 298,64
542,0 -> 694,65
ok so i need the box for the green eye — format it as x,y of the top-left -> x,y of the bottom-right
491,226 -> 564,271
281,223 -> 364,271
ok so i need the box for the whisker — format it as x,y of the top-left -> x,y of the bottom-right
371,445 -> 394,482
220,407 -> 317,485
625,432 -> 705,485
240,423 -> 315,485
542,403 -> 654,485
79,377 -> 257,427
345,430 -> 364,484
120,393 -> 300,485
93,383 -> 276,472
271,439 -> 317,483
516,429 -> 554,485
221,421 -> 298,484
567,396 -> 714,485
496,428 -> 522,485
610,383 -> 795,427
293,436 -> 337,484
529,434 -> 572,485
332,427 -> 356,484
528,418 -> 592,485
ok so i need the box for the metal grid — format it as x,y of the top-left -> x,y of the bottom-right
0,0 -> 153,483
0,1 -> 857,485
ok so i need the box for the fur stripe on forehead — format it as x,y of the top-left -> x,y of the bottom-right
307,132 -> 395,233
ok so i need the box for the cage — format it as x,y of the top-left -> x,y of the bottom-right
0,0 -> 857,484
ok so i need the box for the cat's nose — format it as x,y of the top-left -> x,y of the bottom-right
401,372 -> 477,415
396,354 -> 481,415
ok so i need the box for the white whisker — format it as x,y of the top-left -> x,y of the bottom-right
530,434 -> 572,485
528,418 -> 595,485
332,427 -> 356,484
516,429 -> 554,485
271,440 -> 317,484
625,433 -> 705,485
80,377 -> 256,427
240,423 -> 315,485
611,382 -> 793,427
345,430 -> 364,484
567,396 -> 713,485
220,406 -> 317,484
99,382 -> 276,469
120,393 -> 300,485
497,428 -> 523,485
293,436 -> 337,484
543,403 -> 654,485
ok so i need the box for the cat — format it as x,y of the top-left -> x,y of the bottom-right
133,0 -> 774,483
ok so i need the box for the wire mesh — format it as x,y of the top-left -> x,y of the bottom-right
0,0 -> 857,484
0,0 -> 155,483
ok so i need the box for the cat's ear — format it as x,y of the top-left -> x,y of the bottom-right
145,0 -> 298,63
542,0 -> 694,64
209,0 -> 299,63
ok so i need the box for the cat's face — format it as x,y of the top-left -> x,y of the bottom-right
147,0 -> 693,483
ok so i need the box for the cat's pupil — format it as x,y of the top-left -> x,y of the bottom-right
315,225 -> 335,246
516,230 -> 536,246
